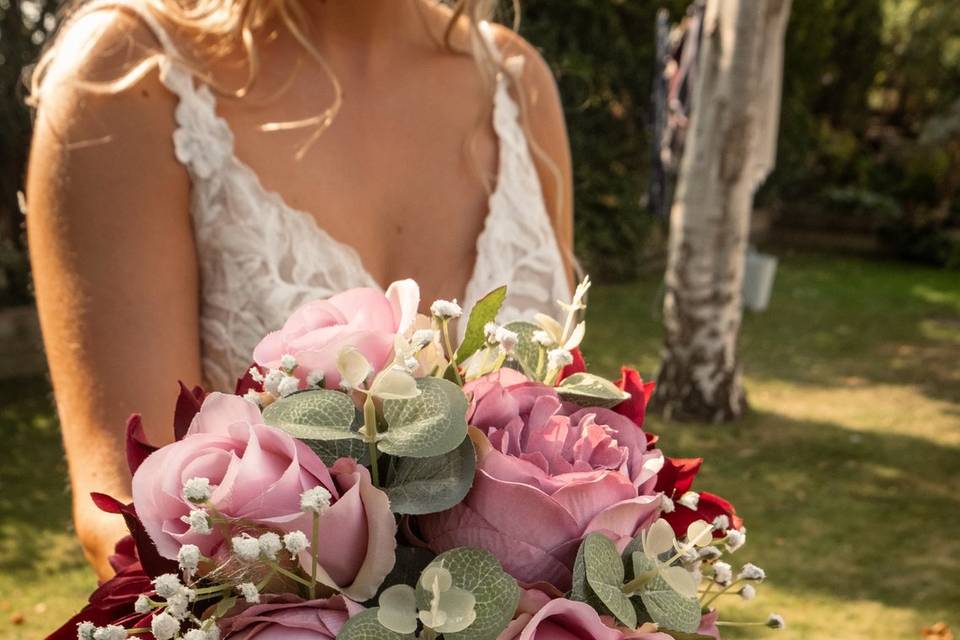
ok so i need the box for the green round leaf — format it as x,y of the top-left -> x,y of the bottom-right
336,608 -> 415,640
416,548 -> 520,640
639,575 -> 702,633
384,436 -> 477,515
502,321 -> 542,376
305,439 -> 369,466
380,378 -> 468,458
556,373 -> 631,409
582,534 -> 637,629
262,389 -> 361,440
456,286 -> 507,364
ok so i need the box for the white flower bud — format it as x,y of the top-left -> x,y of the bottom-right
183,630 -> 208,640
411,329 -> 437,349
494,327 -> 519,352
151,612 -> 180,640
306,371 -> 325,388
181,509 -> 212,535
177,544 -> 201,573
712,515 -> 730,531
182,477 -> 212,503
712,561 -> 733,586
430,299 -> 462,319
483,322 -> 499,344
134,595 -> 152,614
93,626 -> 127,640
738,562 -> 766,582
231,534 -> 261,562
77,621 -> 97,640
277,375 -> 300,397
677,491 -> 700,510
300,486 -> 332,514
258,532 -> 283,561
280,354 -> 298,370
283,531 -> 310,556
248,366 -> 265,383
263,369 -> 284,396
740,584 -> 757,600
152,574 -> 183,599
547,348 -> 573,370
698,545 -> 722,561
242,390 -> 262,407
166,593 -> 190,620
767,614 -> 786,630
659,494 -> 675,513
725,528 -> 746,552
237,582 -> 260,604
532,330 -> 554,347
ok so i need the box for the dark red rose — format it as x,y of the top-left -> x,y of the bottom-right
613,367 -> 656,428
654,457 -> 743,538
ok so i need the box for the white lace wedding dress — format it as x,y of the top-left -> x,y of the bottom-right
135,9 -> 571,391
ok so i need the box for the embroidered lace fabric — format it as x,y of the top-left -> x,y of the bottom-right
143,13 -> 570,391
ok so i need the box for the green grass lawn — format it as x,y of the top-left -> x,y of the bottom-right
1,250 -> 958,639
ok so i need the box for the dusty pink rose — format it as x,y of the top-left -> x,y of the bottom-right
419,370 -> 663,589
253,280 -> 420,388
219,595 -> 363,639
497,593 -> 622,640
131,393 -> 396,600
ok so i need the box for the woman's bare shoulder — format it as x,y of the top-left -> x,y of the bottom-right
34,6 -> 180,162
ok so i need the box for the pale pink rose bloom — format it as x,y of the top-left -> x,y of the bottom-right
219,595 -> 363,639
419,370 -> 664,589
497,594 -> 623,640
132,393 -> 396,600
253,280 -> 420,388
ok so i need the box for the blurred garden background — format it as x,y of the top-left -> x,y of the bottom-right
1,0 -> 959,639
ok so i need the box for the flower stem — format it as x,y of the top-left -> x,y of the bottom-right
266,560 -> 314,588
361,395 -> 381,487
310,512 -> 320,599
702,579 -> 744,608
440,319 -> 464,386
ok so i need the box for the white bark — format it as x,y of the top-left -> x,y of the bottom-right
654,0 -> 792,422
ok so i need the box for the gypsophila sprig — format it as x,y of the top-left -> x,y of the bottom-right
430,299 -> 462,319
181,509 -> 212,535
231,534 -> 261,562
678,490 -> 700,510
740,584 -> 757,600
258,532 -> 283,561
237,582 -> 260,604
300,486 -> 332,514
182,477 -> 212,503
92,625 -> 126,640
151,612 -> 180,640
712,561 -> 733,586
725,527 -> 746,552
768,613 -> 786,629
177,544 -> 201,573
133,595 -> 152,614
152,574 -> 183,599
282,530 -> 309,556
739,563 -> 766,582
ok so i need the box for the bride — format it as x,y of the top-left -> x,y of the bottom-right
26,0 -> 573,578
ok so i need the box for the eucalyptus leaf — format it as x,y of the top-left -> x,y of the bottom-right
380,378 -> 468,458
502,321 -> 542,376
305,438 -> 369,466
384,436 -> 476,514
639,575 -> 702,633
366,546 -> 437,607
556,373 -> 631,409
336,608 -> 415,640
416,548 -> 519,640
261,389 -> 361,440
456,286 -> 507,364
582,533 -> 637,629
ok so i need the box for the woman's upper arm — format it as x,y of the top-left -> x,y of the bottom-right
26,13 -> 202,549
496,28 -> 575,285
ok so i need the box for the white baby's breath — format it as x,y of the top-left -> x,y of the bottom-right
306,371 -> 325,388
248,366 -> 265,383
92,625 -> 127,640
231,534 -> 261,563
678,491 -> 700,510
134,595 -> 152,614
300,486 -> 332,514
182,477 -> 212,503
739,563 -> 766,582
152,574 -> 183,599
740,584 -> 757,600
430,299 -> 462,319
277,375 -> 300,397
262,369 -> 284,396
280,354 -> 297,370
283,531 -> 310,556
258,532 -> 282,561
767,614 -> 786,630
547,349 -> 573,371
77,621 -> 97,640
237,582 -> 260,604
151,612 -> 180,640
712,561 -> 733,586
725,527 -> 746,552
181,509 -> 212,535
177,544 -> 201,573
659,494 -> 676,513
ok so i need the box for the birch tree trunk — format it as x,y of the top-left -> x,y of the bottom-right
653,0 -> 792,422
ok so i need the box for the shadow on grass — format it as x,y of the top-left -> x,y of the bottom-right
650,408 -> 960,622
0,376 -> 87,577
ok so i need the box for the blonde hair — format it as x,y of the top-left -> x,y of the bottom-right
29,0 -> 564,224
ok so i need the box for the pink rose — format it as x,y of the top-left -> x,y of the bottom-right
219,595 -> 363,639
497,594 -> 622,640
253,280 -> 420,388
419,370 -> 663,589
131,393 -> 396,599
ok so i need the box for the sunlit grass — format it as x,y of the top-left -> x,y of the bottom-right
0,251 -> 957,639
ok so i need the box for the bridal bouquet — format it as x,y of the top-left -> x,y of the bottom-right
51,278 -> 784,640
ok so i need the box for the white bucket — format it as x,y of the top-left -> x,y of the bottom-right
743,250 -> 778,312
